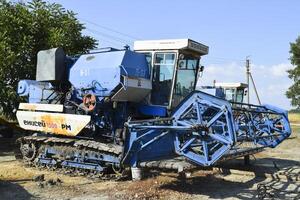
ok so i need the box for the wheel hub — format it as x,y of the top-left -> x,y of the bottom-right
20,142 -> 37,161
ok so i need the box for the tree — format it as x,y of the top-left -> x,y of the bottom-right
287,37 -> 300,108
0,0 -> 97,118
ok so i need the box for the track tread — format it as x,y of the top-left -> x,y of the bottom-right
18,135 -> 125,179
21,136 -> 122,155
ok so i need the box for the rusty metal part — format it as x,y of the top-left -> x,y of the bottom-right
20,142 -> 38,161
82,94 -> 96,111
139,157 -> 205,173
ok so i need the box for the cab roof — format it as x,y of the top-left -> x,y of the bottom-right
134,39 -> 209,55
215,82 -> 248,88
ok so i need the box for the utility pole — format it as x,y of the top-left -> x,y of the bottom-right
246,58 -> 261,105
246,58 -> 250,104
245,58 -> 251,165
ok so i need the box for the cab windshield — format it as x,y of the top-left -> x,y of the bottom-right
173,55 -> 199,107
236,88 -> 244,103
224,88 -> 245,103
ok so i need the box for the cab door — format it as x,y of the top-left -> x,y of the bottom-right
150,52 -> 176,106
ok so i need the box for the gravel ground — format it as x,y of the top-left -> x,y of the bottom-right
0,128 -> 299,200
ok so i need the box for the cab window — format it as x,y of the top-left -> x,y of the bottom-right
172,55 -> 199,107
151,53 -> 176,106
224,89 -> 235,102
236,89 -> 244,103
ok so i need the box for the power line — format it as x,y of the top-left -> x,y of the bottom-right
85,29 -> 125,48
85,27 -> 132,46
206,56 -> 245,62
203,60 -> 245,65
80,17 -> 140,41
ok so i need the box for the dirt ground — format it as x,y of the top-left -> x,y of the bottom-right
0,128 -> 299,200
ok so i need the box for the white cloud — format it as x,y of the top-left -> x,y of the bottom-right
270,63 -> 293,77
197,62 -> 295,110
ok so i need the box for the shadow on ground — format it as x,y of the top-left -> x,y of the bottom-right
160,174 -> 260,199
0,137 -> 17,157
159,157 -> 300,199
219,157 -> 300,174
0,180 -> 34,200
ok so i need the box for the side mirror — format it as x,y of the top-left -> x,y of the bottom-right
199,65 -> 205,72
179,54 -> 185,60
197,65 -> 204,72
197,65 -> 205,78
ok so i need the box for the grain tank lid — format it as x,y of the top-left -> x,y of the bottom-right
69,50 -> 150,92
71,50 -> 149,79
69,50 -> 126,91
121,50 -> 150,79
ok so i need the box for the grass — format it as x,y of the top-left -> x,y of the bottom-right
288,112 -> 300,124
288,112 -> 300,140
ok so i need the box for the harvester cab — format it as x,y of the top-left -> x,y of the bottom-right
215,82 -> 247,103
15,38 -> 291,179
134,39 -> 208,109
201,82 -> 248,104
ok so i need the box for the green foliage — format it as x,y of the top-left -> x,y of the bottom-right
0,0 -> 97,119
287,36 -> 300,108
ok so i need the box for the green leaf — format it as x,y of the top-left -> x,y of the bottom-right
0,0 -> 97,119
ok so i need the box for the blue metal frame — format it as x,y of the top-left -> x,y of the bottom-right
123,91 -> 291,167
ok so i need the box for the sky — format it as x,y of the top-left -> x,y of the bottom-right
45,0 -> 300,109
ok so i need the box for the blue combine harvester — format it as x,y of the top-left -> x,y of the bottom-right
16,39 -> 291,179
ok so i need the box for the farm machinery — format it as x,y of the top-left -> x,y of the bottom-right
15,39 -> 291,178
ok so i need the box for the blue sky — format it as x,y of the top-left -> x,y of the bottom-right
47,0 -> 300,109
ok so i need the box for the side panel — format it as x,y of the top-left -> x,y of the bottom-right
19,103 -> 64,112
16,111 -> 91,136
111,77 -> 152,102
